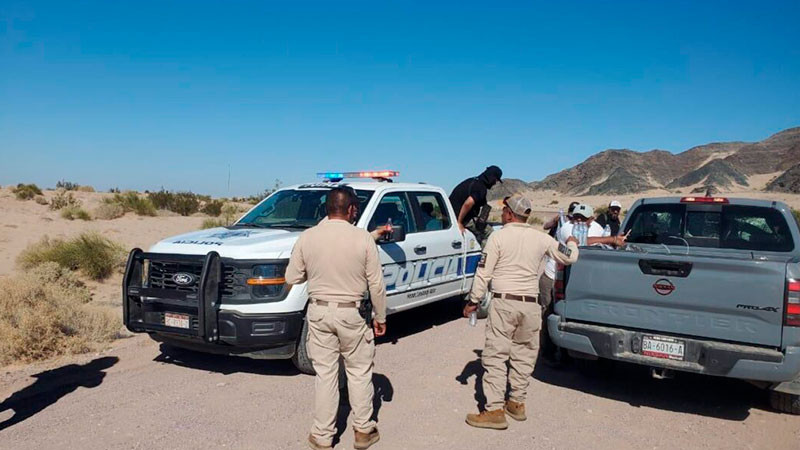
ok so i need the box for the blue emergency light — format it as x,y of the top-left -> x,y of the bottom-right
317,170 -> 399,182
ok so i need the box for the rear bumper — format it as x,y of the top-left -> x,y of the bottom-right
549,314 -> 800,383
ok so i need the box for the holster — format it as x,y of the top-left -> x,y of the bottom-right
359,298 -> 374,325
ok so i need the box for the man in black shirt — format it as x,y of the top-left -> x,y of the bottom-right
595,200 -> 622,236
449,165 -> 502,247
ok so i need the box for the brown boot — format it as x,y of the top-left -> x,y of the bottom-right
465,409 -> 509,430
307,435 -> 333,450
354,427 -> 380,449
505,400 -> 527,421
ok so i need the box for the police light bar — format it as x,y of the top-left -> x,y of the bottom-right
317,170 -> 399,182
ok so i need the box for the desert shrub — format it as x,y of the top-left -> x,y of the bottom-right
106,192 -> 157,216
595,205 -> 609,217
34,195 -> 49,205
49,190 -> 81,210
201,218 -> 227,229
94,202 -> 125,220
17,232 -> 126,280
147,189 -> 201,216
77,185 -> 95,192
12,183 -> 42,200
60,206 -> 92,221
549,200 -> 558,205
56,180 -> 80,191
792,209 -> 800,227
201,199 -> 224,217
108,187 -> 121,193
0,262 -> 120,364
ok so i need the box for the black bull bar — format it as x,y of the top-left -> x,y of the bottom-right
123,248 -> 221,343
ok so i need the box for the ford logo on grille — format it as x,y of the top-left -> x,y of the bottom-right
172,272 -> 196,286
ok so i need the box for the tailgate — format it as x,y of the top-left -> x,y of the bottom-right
563,248 -> 786,347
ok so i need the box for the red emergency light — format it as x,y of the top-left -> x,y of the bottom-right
680,196 -> 729,204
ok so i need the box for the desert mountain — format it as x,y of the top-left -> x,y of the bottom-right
489,127 -> 800,199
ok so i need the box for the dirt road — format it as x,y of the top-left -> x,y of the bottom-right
1,299 -> 798,450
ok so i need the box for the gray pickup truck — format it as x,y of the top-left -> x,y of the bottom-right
549,196 -> 800,414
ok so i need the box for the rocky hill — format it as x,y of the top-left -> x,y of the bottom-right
766,163 -> 800,193
495,127 -> 800,197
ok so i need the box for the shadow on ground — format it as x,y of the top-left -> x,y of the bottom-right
533,357 -> 770,421
333,373 -> 394,446
153,344 -> 300,376
377,296 -> 464,346
454,349 -> 770,421
0,356 -> 119,431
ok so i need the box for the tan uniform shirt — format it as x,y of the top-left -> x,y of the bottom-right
469,221 -> 579,303
286,219 -> 388,323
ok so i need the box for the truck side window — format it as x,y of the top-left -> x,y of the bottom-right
368,192 -> 417,234
408,192 -> 452,232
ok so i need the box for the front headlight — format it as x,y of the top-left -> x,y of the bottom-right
247,263 -> 288,298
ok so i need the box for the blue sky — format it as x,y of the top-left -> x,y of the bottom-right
2,1 -> 799,196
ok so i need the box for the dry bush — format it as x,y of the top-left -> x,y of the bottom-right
94,202 -> 125,220
0,262 -> 120,365
201,199 -> 224,217
34,195 -> 49,205
595,204 -> 609,217
201,218 -> 226,229
105,192 -> 156,216
527,215 -> 544,226
49,190 -> 81,210
12,183 -> 42,200
549,200 -> 558,205
60,206 -> 92,221
17,233 -> 126,281
56,180 -> 80,191
77,185 -> 95,192
148,190 -> 200,216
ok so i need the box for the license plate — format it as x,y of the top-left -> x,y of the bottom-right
641,335 -> 685,361
164,312 -> 190,329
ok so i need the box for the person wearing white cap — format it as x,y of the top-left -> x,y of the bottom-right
595,200 -> 623,236
560,204 -> 627,248
462,195 -> 580,430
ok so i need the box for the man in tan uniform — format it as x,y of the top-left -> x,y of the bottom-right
463,195 -> 579,430
286,187 -> 387,450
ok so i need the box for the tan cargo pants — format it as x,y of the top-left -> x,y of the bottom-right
306,301 -> 377,446
482,297 -> 542,411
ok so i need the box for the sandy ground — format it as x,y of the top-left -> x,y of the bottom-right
1,184 -> 800,449
0,299 -> 798,449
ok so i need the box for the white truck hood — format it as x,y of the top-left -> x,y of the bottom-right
148,227 -> 301,260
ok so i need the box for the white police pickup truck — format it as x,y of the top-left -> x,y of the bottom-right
123,171 -> 482,373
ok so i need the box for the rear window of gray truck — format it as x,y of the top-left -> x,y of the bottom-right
623,204 -> 794,252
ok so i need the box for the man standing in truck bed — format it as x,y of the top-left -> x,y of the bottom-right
449,165 -> 503,247
463,195 -> 579,430
286,187 -> 388,450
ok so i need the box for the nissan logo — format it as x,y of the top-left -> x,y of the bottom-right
653,279 -> 675,296
172,272 -> 196,286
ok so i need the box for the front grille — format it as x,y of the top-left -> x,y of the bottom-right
148,259 -> 240,297
149,261 -> 203,293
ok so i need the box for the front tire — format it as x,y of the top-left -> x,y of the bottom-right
292,317 -> 315,375
769,390 -> 800,415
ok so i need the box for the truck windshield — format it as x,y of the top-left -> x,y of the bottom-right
624,204 -> 794,252
236,189 -> 373,229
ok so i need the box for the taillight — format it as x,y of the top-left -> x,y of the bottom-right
680,196 -> 729,204
554,263 -> 566,301
786,279 -> 800,327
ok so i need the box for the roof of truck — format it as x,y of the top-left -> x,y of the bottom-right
636,196 -> 789,208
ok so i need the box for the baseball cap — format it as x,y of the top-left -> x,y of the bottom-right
572,204 -> 594,219
485,165 -> 503,184
503,195 -> 532,217
609,200 -> 622,209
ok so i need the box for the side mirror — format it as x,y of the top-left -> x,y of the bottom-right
379,224 -> 406,243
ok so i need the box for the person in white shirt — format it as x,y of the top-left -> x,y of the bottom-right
538,203 -> 626,363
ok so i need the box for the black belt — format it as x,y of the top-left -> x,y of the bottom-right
493,293 -> 537,303
311,299 -> 359,308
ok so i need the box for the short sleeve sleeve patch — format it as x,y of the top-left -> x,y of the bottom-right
558,243 -> 572,258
